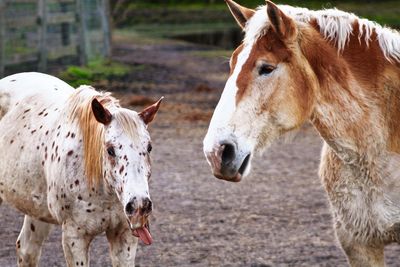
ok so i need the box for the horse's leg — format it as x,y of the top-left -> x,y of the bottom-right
106,223 -> 138,267
62,220 -> 94,267
16,215 -> 53,267
336,228 -> 385,267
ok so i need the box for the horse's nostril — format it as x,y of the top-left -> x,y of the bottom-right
221,143 -> 236,165
125,201 -> 136,215
142,198 -> 153,215
238,154 -> 251,175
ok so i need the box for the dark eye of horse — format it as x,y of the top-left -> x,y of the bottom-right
107,147 -> 116,157
258,64 -> 275,76
147,144 -> 152,153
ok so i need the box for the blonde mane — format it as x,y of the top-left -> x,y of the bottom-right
244,5 -> 400,62
68,86 -> 143,186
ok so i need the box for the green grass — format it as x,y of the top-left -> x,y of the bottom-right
114,1 -> 399,54
115,0 -> 400,28
337,1 -> 400,27
59,59 -> 132,88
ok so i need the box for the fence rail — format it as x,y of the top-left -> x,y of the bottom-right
0,0 -> 111,77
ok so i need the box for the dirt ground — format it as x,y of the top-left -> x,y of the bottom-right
1,36 -> 400,267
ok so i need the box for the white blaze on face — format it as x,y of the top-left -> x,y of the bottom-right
203,43 -> 253,155
124,166 -> 150,207
122,173 -> 150,209
105,120 -> 151,207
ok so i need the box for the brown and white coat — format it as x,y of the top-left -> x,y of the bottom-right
204,1 -> 400,266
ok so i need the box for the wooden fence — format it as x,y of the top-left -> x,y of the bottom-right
0,0 -> 111,77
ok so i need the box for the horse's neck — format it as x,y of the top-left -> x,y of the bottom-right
304,26 -> 400,165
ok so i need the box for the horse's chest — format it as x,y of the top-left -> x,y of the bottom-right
323,160 -> 400,243
48,181 -> 124,234
71,201 -> 122,235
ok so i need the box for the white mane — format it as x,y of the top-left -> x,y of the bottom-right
244,5 -> 400,62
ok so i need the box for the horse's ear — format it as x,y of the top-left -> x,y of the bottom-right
139,97 -> 164,125
92,98 -> 112,125
266,1 -> 297,41
225,0 -> 255,29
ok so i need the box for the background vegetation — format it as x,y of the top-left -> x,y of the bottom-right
111,0 -> 400,28
62,0 -> 399,87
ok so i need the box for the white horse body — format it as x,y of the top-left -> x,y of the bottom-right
0,72 -> 160,266
0,73 -> 76,222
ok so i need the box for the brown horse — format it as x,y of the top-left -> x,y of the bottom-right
203,1 -> 400,266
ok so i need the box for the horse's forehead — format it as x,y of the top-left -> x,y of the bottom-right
108,115 -> 149,146
232,32 -> 292,103
248,31 -> 291,62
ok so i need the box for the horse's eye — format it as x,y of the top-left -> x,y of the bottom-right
147,144 -> 152,153
107,147 -> 116,157
258,64 -> 275,76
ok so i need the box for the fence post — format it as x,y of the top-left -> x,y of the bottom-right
0,0 -> 6,77
38,0 -> 47,72
100,0 -> 111,58
76,0 -> 88,65
60,2 -> 70,46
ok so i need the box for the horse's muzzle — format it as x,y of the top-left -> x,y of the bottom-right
125,197 -> 153,245
205,142 -> 251,182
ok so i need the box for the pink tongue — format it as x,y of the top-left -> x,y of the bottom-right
136,227 -> 153,245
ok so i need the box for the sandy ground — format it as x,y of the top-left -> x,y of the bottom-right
1,37 -> 400,266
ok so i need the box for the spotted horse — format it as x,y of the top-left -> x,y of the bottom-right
0,72 -> 162,267
204,1 -> 400,266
